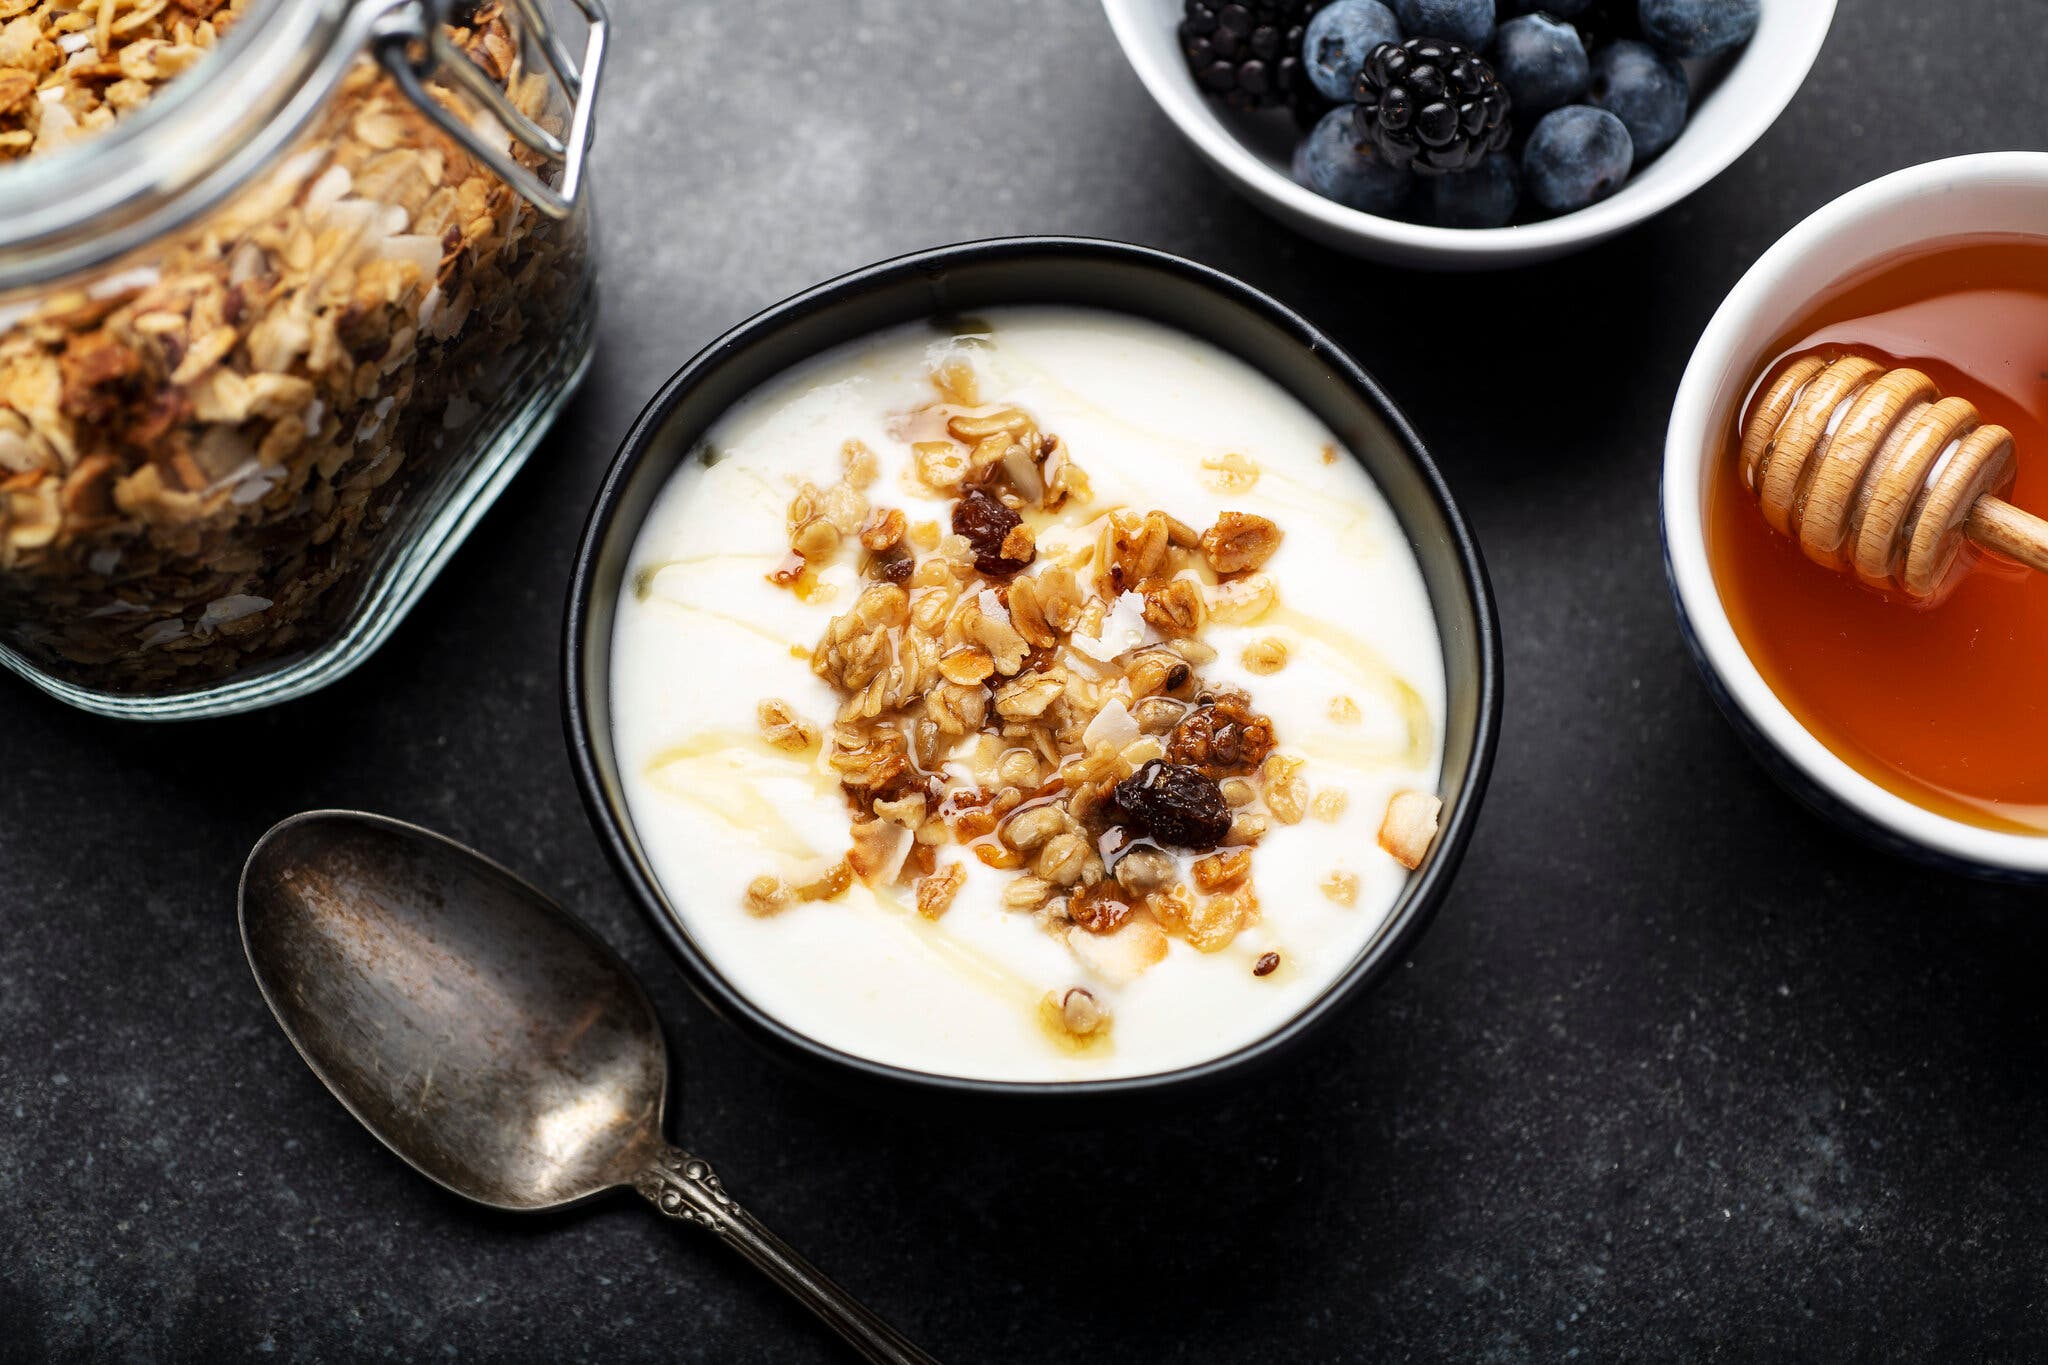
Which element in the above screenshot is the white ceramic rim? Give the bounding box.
[1664,151,2048,876]
[1100,0,1838,266]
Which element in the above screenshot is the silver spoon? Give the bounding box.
[239,809,936,1365]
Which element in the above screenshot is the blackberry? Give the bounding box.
[1180,0,1330,124]
[1353,36,1513,177]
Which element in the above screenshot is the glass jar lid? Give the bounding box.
[0,0,606,293]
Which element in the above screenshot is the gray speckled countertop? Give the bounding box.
[7,0,2048,1359]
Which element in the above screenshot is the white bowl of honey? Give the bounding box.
[1665,152,2048,879]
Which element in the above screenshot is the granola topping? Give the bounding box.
[736,355,1359,1032]
[611,310,1450,1081]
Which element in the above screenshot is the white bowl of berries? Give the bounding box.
[1101,0,1836,269]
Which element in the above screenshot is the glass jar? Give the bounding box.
[0,0,605,717]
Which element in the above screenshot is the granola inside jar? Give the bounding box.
[0,0,604,715]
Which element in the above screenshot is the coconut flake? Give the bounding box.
[86,599,143,618]
[273,148,329,192]
[88,265,161,300]
[379,233,443,281]
[57,30,94,52]
[230,467,283,505]
[228,242,268,286]
[86,547,121,577]
[201,457,262,497]
[1071,592,1148,662]
[138,620,186,648]
[467,106,511,153]
[1003,442,1044,501]
[857,824,913,885]
[305,165,353,220]
[1067,916,1170,983]
[417,284,442,334]
[0,428,36,473]
[320,199,402,241]
[199,594,272,628]
[1082,698,1139,753]
[976,587,1008,623]
[32,100,77,153]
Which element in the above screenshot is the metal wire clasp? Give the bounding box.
[373,0,607,219]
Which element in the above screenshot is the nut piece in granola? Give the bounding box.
[1045,986,1110,1040]
[1378,790,1444,870]
[916,863,966,920]
[744,875,792,917]
[1067,881,1133,935]
[1199,512,1283,574]
[1166,691,1276,779]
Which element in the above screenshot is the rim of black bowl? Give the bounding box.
[564,236,1503,1104]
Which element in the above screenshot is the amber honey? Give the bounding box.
[1708,236,2048,835]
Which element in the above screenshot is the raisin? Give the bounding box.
[1166,693,1276,778]
[1068,882,1133,935]
[1112,760,1232,851]
[951,488,1033,576]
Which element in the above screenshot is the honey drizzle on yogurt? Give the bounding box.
[642,733,835,860]
[646,734,1055,1009]
[1266,606,1435,770]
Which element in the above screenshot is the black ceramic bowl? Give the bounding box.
[565,237,1501,1108]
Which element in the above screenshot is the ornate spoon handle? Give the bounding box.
[635,1145,938,1364]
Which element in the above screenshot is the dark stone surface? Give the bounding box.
[6,0,2047,1359]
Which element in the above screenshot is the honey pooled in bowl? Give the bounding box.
[1709,236,2048,834]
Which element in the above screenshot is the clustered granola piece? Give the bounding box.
[0,1,588,692]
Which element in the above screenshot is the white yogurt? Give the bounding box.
[611,308,1445,1081]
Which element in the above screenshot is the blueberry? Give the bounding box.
[1390,0,1494,50]
[1638,0,1759,58]
[1574,0,1643,42]
[1293,106,1415,216]
[1302,1,1403,103]
[1521,104,1634,214]
[1590,39,1688,160]
[1428,151,1520,227]
[1494,14,1589,115]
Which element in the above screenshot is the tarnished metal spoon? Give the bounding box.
[239,810,935,1365]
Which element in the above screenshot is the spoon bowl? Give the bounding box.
[240,811,666,1210]
[239,810,935,1363]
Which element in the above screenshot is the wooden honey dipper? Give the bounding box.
[1741,353,2048,599]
